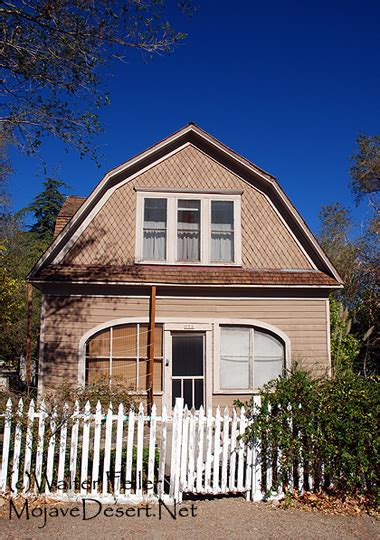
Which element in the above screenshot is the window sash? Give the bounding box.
[220,326,284,390]
[143,198,167,260]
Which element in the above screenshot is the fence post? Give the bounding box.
[170,397,183,502]
[237,406,246,491]
[23,399,35,494]
[251,395,262,502]
[1,398,12,494]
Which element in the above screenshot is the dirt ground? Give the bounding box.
[1,496,378,540]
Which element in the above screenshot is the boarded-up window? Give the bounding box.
[86,323,163,392]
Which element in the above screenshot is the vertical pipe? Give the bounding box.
[148,285,157,409]
[25,282,33,388]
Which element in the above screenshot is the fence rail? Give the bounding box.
[1,396,308,503]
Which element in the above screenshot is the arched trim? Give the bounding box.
[78,317,291,388]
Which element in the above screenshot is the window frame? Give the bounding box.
[135,190,242,265]
[214,324,286,394]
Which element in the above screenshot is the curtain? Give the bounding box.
[253,330,284,388]
[177,200,200,261]
[211,201,234,262]
[143,198,167,260]
[220,327,251,389]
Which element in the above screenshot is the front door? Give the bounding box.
[171,333,204,409]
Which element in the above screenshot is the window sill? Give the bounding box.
[213,389,260,395]
[134,260,241,267]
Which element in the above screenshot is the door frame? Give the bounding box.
[163,322,213,411]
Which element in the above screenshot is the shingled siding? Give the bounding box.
[60,145,313,270]
[40,294,329,410]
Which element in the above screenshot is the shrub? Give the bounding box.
[241,368,379,499]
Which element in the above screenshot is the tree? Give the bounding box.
[0,1,192,160]
[27,177,67,242]
[350,135,380,203]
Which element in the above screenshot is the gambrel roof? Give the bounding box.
[29,123,343,288]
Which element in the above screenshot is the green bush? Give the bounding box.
[241,368,379,499]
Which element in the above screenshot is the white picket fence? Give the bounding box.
[1,396,283,503]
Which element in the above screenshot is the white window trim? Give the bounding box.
[78,317,290,400]
[135,191,242,266]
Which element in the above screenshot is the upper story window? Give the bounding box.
[136,190,242,265]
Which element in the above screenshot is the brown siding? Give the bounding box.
[60,145,312,269]
[41,294,329,410]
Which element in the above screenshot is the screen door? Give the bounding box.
[171,333,204,409]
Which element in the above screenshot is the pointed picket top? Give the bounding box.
[198,405,204,418]
[240,405,245,417]
[138,401,144,415]
[216,406,222,421]
[118,402,124,416]
[6,397,12,409]
[27,399,35,418]
[232,407,237,420]
[161,404,167,421]
[95,400,102,415]
[16,398,24,415]
[73,400,80,415]
[39,398,46,416]
[223,406,229,418]
[151,403,157,417]
[84,400,91,413]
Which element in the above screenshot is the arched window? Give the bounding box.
[85,323,163,391]
[220,326,285,390]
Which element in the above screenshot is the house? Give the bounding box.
[28,123,343,411]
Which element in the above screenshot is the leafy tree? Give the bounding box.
[0,1,192,160]
[350,135,380,203]
[330,297,361,374]
[27,177,67,242]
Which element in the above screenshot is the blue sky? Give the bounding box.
[9,0,380,233]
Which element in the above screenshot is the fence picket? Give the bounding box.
[114,403,124,498]
[251,395,262,501]
[266,404,273,494]
[102,402,113,496]
[147,404,157,498]
[35,399,46,494]
[213,406,222,493]
[187,409,196,492]
[45,407,57,495]
[0,398,12,494]
[136,403,145,499]
[80,401,91,496]
[157,405,167,499]
[11,399,23,494]
[170,398,183,502]
[57,403,68,497]
[69,401,80,496]
[125,407,135,498]
[237,406,246,491]
[204,407,213,493]
[196,405,205,493]
[180,406,190,492]
[23,399,35,494]
[221,407,229,492]
[229,408,238,492]
[91,401,102,496]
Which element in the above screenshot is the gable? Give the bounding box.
[58,145,313,270]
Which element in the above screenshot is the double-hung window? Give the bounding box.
[219,326,285,391]
[136,190,241,265]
